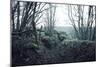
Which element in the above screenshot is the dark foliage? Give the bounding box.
[12,33,96,66]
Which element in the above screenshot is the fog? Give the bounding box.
[37,4,90,28]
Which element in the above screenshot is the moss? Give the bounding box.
[32,43,39,49]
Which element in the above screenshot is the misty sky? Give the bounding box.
[16,2,91,28]
[13,1,95,28]
[37,4,71,27]
[34,3,91,28]
[55,5,70,27]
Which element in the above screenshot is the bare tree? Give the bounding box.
[44,4,56,36]
[11,0,19,32]
[11,1,56,45]
[67,5,96,41]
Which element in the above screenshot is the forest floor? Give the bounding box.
[12,35,96,66]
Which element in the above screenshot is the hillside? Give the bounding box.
[54,26,74,34]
